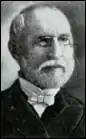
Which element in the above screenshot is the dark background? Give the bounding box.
[1,1,85,102]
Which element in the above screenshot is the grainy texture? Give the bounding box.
[1,1,85,102]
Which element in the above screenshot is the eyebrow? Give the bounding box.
[37,33,70,40]
[59,33,70,37]
[31,32,71,40]
[31,35,53,41]
[38,35,52,40]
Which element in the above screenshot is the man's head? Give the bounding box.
[8,3,75,89]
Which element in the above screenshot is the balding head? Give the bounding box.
[9,3,72,44]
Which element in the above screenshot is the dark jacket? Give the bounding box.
[1,79,85,138]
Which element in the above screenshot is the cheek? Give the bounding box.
[62,46,74,60]
[23,47,47,68]
[62,46,75,71]
[32,47,45,56]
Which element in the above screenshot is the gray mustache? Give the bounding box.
[38,60,65,72]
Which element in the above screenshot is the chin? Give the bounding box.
[41,82,62,89]
[41,80,66,89]
[33,75,67,89]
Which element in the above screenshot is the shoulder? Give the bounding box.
[1,79,21,115]
[64,90,85,108]
[64,90,85,125]
[1,79,20,101]
[64,91,85,137]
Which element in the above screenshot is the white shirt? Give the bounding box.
[19,76,60,117]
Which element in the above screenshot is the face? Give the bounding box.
[17,7,75,89]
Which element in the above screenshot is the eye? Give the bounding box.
[58,36,70,45]
[33,39,47,47]
[37,36,52,47]
[39,40,47,46]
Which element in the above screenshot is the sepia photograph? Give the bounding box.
[1,1,85,138]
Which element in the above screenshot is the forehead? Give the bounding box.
[25,7,71,37]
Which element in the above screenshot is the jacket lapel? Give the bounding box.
[41,90,83,137]
[2,80,49,138]
[2,80,83,138]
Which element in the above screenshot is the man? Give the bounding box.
[1,3,85,138]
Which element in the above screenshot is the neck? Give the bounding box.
[18,71,60,117]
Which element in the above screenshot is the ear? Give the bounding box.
[8,40,20,62]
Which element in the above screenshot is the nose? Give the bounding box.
[49,37,62,59]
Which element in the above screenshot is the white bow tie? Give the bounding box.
[19,76,60,106]
[28,92,56,106]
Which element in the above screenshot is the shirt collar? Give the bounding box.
[19,75,60,99]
